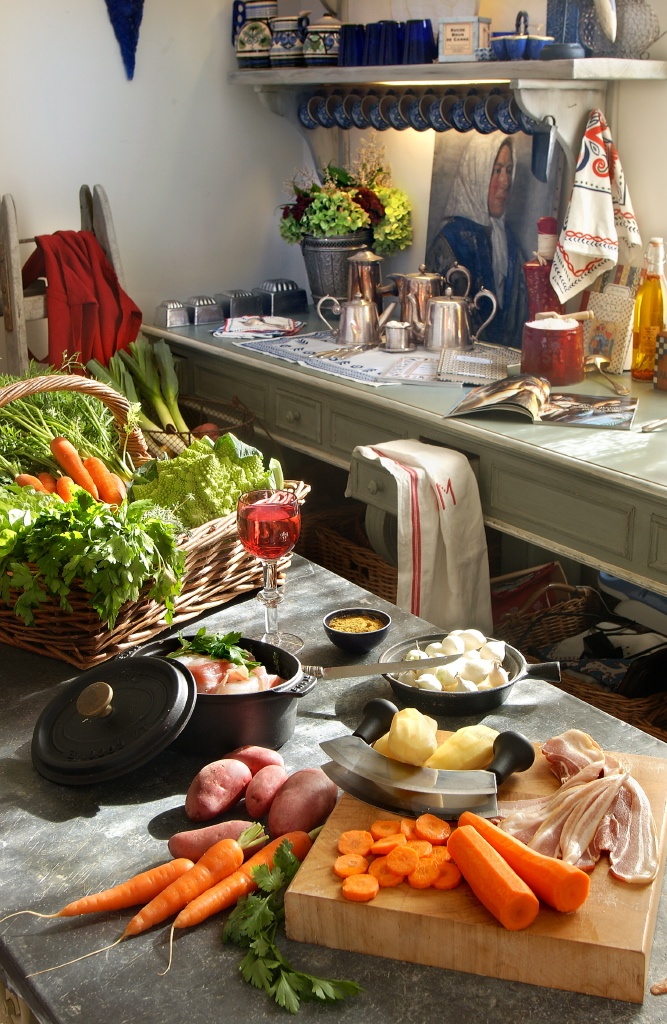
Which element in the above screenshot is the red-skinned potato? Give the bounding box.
[168,819,261,860]
[245,764,289,820]
[224,745,285,776]
[268,767,338,838]
[184,758,252,822]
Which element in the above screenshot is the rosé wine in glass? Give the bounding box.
[236,489,302,653]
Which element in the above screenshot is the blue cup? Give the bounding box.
[471,93,499,134]
[526,34,554,59]
[345,90,370,129]
[362,22,383,65]
[365,91,390,131]
[494,95,522,134]
[338,23,365,67]
[378,20,400,65]
[426,89,456,131]
[402,19,436,64]
[490,34,510,60]
[298,96,319,130]
[326,92,353,129]
[381,91,410,130]
[448,88,478,133]
[504,34,528,59]
[399,90,431,132]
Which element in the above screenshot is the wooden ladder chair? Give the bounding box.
[0,185,125,376]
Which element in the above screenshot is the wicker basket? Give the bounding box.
[494,583,667,743]
[296,503,398,603]
[142,395,256,459]
[0,375,308,670]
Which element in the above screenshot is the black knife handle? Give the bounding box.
[353,698,399,745]
[486,731,535,786]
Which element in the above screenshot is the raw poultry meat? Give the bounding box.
[498,729,659,883]
[176,655,283,695]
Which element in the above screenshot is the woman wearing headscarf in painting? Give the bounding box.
[426,133,528,347]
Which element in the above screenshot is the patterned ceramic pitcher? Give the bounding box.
[232,1,278,68]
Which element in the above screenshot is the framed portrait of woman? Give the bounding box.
[425,131,565,348]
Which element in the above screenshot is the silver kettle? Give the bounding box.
[410,284,498,351]
[317,291,396,347]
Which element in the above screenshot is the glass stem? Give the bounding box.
[258,560,283,638]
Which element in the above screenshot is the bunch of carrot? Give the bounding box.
[334,810,591,932]
[14,437,126,506]
[334,814,461,904]
[2,824,313,976]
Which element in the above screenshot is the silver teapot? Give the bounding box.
[389,262,473,346]
[410,284,498,351]
[317,291,396,348]
[347,248,396,310]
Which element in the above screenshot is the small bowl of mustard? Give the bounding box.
[323,607,392,654]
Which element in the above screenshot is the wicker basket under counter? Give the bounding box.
[0,374,308,671]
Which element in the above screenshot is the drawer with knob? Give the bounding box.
[275,388,322,442]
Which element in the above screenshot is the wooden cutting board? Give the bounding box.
[285,745,667,1003]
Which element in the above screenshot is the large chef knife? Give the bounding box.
[301,654,459,680]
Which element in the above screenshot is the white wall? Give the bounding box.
[1,0,666,367]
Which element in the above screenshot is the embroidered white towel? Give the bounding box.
[347,440,492,635]
[550,108,641,304]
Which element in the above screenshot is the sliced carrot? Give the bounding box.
[405,839,433,858]
[333,854,369,879]
[15,474,48,493]
[386,844,420,877]
[408,854,443,889]
[341,873,379,903]
[50,438,99,498]
[399,818,419,840]
[458,810,591,913]
[432,861,463,890]
[370,819,402,840]
[369,833,407,856]
[429,846,452,868]
[37,472,58,494]
[415,813,452,845]
[447,825,539,930]
[337,830,374,857]
[368,855,405,887]
[55,476,75,502]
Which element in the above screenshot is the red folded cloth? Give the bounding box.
[21,229,142,367]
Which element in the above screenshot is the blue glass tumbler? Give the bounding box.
[338,23,365,67]
[402,19,436,64]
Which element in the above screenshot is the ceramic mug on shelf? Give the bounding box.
[269,12,310,68]
[303,12,341,65]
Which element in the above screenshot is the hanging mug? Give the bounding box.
[233,1,277,68]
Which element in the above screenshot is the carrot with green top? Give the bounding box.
[49,437,99,498]
[55,476,75,502]
[447,825,539,930]
[458,811,591,912]
[83,457,125,506]
[14,474,48,492]
[37,472,58,493]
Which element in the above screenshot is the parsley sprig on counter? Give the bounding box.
[223,839,362,1014]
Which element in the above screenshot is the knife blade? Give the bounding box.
[321,761,499,819]
[320,730,535,798]
[300,654,458,680]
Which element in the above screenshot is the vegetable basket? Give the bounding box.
[0,375,308,671]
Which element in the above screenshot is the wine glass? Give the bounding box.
[236,488,303,653]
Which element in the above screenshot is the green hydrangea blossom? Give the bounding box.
[372,186,413,255]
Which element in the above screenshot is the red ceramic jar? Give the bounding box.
[520,321,585,386]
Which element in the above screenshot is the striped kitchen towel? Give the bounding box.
[348,440,492,635]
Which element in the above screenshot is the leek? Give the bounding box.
[153,340,190,434]
[118,338,176,432]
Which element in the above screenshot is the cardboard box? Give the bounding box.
[491,561,568,624]
[438,16,490,61]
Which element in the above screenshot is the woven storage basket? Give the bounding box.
[142,395,256,459]
[494,583,667,743]
[296,503,398,603]
[0,375,308,670]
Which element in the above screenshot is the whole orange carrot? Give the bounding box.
[123,823,266,937]
[14,474,48,493]
[49,437,99,498]
[458,811,591,912]
[173,830,312,931]
[0,858,194,925]
[447,825,540,931]
[37,472,58,494]
[83,457,125,505]
[55,475,75,502]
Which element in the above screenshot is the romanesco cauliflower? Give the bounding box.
[131,434,279,528]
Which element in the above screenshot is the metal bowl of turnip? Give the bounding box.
[379,630,560,716]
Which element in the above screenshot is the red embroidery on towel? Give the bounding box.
[434,479,456,510]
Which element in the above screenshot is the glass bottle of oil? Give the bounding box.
[632,237,666,382]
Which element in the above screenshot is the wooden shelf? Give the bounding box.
[228,57,667,88]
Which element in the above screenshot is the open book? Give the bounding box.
[447,375,638,429]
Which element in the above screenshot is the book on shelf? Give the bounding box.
[447,374,638,429]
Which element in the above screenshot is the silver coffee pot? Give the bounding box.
[410,285,498,351]
[389,262,474,345]
[317,291,396,347]
[347,248,395,310]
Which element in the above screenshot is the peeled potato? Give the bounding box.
[387,707,438,766]
[423,724,499,771]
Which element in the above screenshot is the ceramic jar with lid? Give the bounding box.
[521,317,585,385]
[303,12,341,66]
[270,11,310,67]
